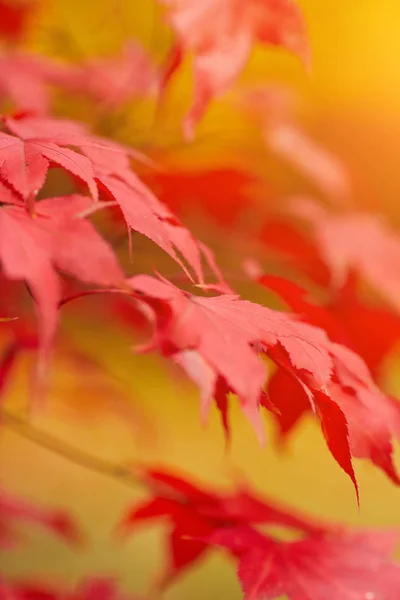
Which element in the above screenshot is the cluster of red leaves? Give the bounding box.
[121,467,400,598]
[0,112,216,366]
[2,0,400,599]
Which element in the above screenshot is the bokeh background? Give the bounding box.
[2,0,400,598]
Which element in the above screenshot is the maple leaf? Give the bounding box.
[159,0,309,136]
[0,487,81,549]
[0,195,124,365]
[125,272,400,489]
[68,40,159,109]
[207,525,400,600]
[126,273,335,442]
[97,170,206,282]
[119,467,329,587]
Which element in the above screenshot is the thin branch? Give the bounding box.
[0,408,142,491]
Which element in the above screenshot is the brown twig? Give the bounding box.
[0,408,142,490]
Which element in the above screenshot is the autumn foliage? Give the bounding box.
[1,0,400,599]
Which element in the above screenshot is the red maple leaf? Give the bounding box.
[125,273,400,491]
[207,525,400,600]
[119,467,329,587]
[159,0,309,136]
[0,487,81,549]
[0,195,124,364]
[126,273,335,441]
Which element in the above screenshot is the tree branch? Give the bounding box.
[0,408,143,491]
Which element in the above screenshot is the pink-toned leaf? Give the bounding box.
[126,274,334,442]
[159,0,309,135]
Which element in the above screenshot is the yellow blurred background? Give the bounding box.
[2,0,400,598]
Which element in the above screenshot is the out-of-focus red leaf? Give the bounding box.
[290,197,400,313]
[119,466,329,587]
[0,195,123,366]
[258,217,331,286]
[0,487,81,548]
[0,0,39,42]
[159,0,309,136]
[269,122,351,202]
[142,166,255,227]
[239,86,351,202]
[66,40,159,108]
[334,282,400,378]
[0,53,75,115]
